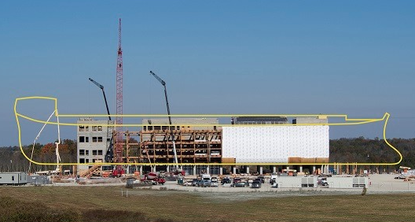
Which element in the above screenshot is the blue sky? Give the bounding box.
[1,1,415,146]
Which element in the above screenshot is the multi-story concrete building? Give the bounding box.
[77,118,113,172]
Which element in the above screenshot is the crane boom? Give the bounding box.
[89,77,104,90]
[89,78,114,162]
[149,71,179,170]
[150,71,166,86]
[150,71,171,125]
[89,78,111,121]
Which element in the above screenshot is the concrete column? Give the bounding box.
[233,166,237,175]
[206,166,210,174]
[193,165,197,176]
[259,166,263,175]
[219,167,223,175]
[299,166,303,173]
[139,166,143,175]
[153,165,157,172]
[246,166,250,174]
[166,166,170,172]
[312,166,316,175]
[286,166,289,173]
[273,166,277,173]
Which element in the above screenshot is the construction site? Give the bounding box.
[8,19,404,189]
[68,19,333,180]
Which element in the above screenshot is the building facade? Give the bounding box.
[77,118,113,172]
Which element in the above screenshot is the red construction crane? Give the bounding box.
[114,18,124,175]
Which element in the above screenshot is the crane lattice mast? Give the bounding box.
[115,18,123,164]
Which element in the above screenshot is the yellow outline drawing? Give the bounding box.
[15,96,403,166]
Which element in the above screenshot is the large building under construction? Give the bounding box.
[77,116,329,175]
[76,18,330,176]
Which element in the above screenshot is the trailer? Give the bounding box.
[327,176,368,188]
[0,172,27,185]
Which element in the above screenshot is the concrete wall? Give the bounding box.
[222,125,329,163]
[77,118,113,171]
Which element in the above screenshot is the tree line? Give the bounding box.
[0,137,414,173]
[0,139,77,172]
[329,137,415,173]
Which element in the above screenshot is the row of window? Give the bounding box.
[143,126,218,131]
[79,158,103,163]
[79,125,104,132]
[79,136,104,143]
[79,149,103,156]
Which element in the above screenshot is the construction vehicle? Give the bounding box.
[89,78,124,177]
[89,78,114,162]
[149,71,180,173]
[141,172,166,185]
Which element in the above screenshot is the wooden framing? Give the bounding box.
[116,129,223,165]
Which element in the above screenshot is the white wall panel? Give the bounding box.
[222,126,329,163]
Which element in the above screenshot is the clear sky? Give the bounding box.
[1,1,415,146]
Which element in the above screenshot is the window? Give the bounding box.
[79,149,85,155]
[85,159,89,163]
[80,136,89,143]
[93,159,103,163]
[85,150,89,156]
[12,176,14,181]
[80,126,89,131]
[98,126,102,131]
[80,158,85,163]
[92,137,103,142]
[92,126,98,131]
[98,150,103,155]
[92,150,97,155]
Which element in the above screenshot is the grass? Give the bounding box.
[1,186,415,222]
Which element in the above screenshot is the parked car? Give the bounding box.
[256,176,265,183]
[233,177,242,184]
[192,179,199,186]
[183,180,193,186]
[210,177,219,187]
[221,177,232,185]
[251,181,261,188]
[319,177,328,186]
[198,178,211,187]
[232,179,248,187]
